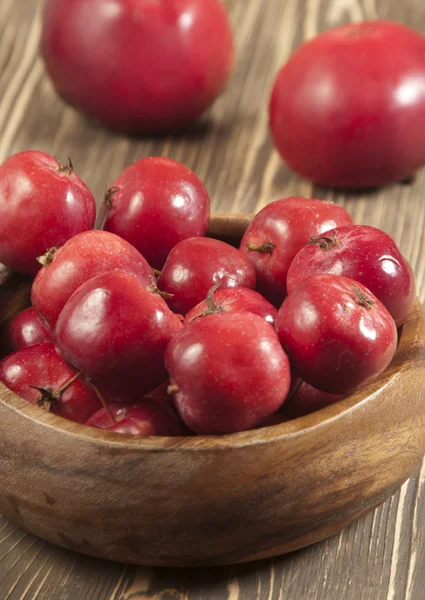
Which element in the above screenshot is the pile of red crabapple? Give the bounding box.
[0,150,416,436]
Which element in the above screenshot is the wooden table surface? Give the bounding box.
[1,0,425,598]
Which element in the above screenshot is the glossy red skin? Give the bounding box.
[276,274,398,395]
[240,198,353,306]
[0,151,96,275]
[166,312,291,434]
[100,157,211,269]
[32,230,154,331]
[85,402,130,428]
[0,343,101,423]
[55,271,183,402]
[86,399,187,436]
[287,225,416,327]
[158,238,256,315]
[84,385,176,426]
[2,307,52,353]
[107,419,153,436]
[185,287,277,326]
[270,21,425,188]
[284,378,345,419]
[41,0,234,134]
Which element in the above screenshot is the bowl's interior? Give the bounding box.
[0,212,421,451]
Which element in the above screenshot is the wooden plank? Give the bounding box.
[1,0,425,598]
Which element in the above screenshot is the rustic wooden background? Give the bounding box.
[1,0,425,598]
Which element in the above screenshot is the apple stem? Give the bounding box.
[205,283,222,312]
[29,372,82,413]
[191,283,225,323]
[308,233,338,250]
[54,372,81,398]
[151,268,163,278]
[29,385,55,412]
[104,187,120,210]
[352,285,375,310]
[55,157,74,176]
[147,279,174,299]
[285,377,303,404]
[92,384,116,426]
[167,384,180,396]
[246,241,275,255]
[37,246,60,266]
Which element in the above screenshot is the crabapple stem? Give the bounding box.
[308,234,338,250]
[29,386,55,411]
[151,268,163,278]
[37,246,60,266]
[55,157,74,176]
[205,283,222,311]
[54,372,81,397]
[29,372,82,412]
[147,280,174,299]
[104,187,120,209]
[92,385,116,426]
[353,285,375,310]
[192,283,225,321]
[246,241,275,255]
[285,377,303,404]
[167,384,180,395]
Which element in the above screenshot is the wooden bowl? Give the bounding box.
[0,213,425,568]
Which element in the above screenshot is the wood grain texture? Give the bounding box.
[0,0,425,598]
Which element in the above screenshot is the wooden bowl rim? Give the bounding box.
[0,212,422,451]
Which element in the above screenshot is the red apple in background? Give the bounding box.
[0,151,95,275]
[99,157,211,269]
[270,20,425,188]
[41,0,234,134]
